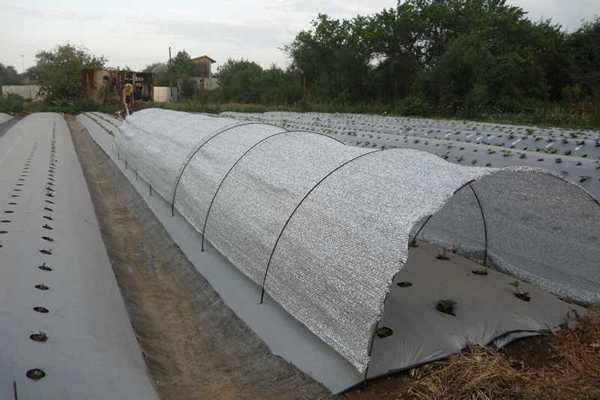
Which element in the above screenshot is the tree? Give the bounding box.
[169,51,195,79]
[286,14,372,102]
[168,50,197,99]
[258,65,303,105]
[217,59,264,103]
[0,63,20,86]
[143,62,169,85]
[566,17,600,120]
[365,7,421,101]
[214,59,302,105]
[29,44,106,101]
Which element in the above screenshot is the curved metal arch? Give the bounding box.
[169,121,288,216]
[409,214,433,247]
[259,149,383,304]
[544,172,600,208]
[364,180,490,379]
[468,184,489,266]
[410,180,489,266]
[200,130,344,251]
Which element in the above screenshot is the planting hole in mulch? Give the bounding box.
[26,369,46,380]
[514,292,531,302]
[30,332,48,342]
[376,327,394,338]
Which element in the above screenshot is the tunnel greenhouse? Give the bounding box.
[108,108,599,379]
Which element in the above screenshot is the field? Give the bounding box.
[1,110,598,399]
[80,110,600,399]
[224,111,600,200]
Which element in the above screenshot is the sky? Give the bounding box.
[0,0,598,73]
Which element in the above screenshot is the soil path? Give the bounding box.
[67,115,331,400]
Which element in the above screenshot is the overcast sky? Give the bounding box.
[0,0,598,72]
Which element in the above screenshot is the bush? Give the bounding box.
[396,96,430,116]
[0,94,25,113]
[22,99,119,115]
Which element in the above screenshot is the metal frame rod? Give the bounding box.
[546,173,600,207]
[409,214,432,247]
[170,121,347,217]
[411,180,488,265]
[468,183,488,266]
[259,149,382,304]
[200,130,346,251]
[200,130,286,250]
[363,320,380,382]
[170,122,287,216]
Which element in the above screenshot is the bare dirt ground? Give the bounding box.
[67,115,331,400]
[67,114,600,400]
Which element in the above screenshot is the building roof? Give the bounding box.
[191,55,216,63]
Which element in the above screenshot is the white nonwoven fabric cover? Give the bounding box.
[116,109,600,373]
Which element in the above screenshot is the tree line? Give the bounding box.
[210,0,600,123]
[2,0,598,125]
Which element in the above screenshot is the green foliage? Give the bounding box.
[218,59,264,103]
[286,14,372,102]
[0,63,20,86]
[436,299,457,316]
[23,99,118,114]
[144,51,198,98]
[143,62,169,86]
[168,50,196,99]
[0,94,25,113]
[566,17,600,122]
[28,44,106,101]
[170,50,195,78]
[267,1,600,123]
[21,3,595,129]
[216,59,302,105]
[179,76,198,100]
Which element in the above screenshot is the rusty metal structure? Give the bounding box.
[81,69,153,105]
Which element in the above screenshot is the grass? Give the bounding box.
[0,96,119,115]
[346,309,600,400]
[3,96,598,131]
[131,100,600,131]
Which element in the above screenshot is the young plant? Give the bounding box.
[436,299,457,316]
[436,247,451,260]
[510,280,531,302]
[472,266,488,276]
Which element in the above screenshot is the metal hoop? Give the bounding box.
[170,122,287,216]
[259,149,382,304]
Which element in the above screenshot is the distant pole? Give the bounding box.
[169,47,173,100]
[20,55,25,74]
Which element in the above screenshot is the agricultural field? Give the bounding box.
[2,0,600,398]
[225,112,600,199]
